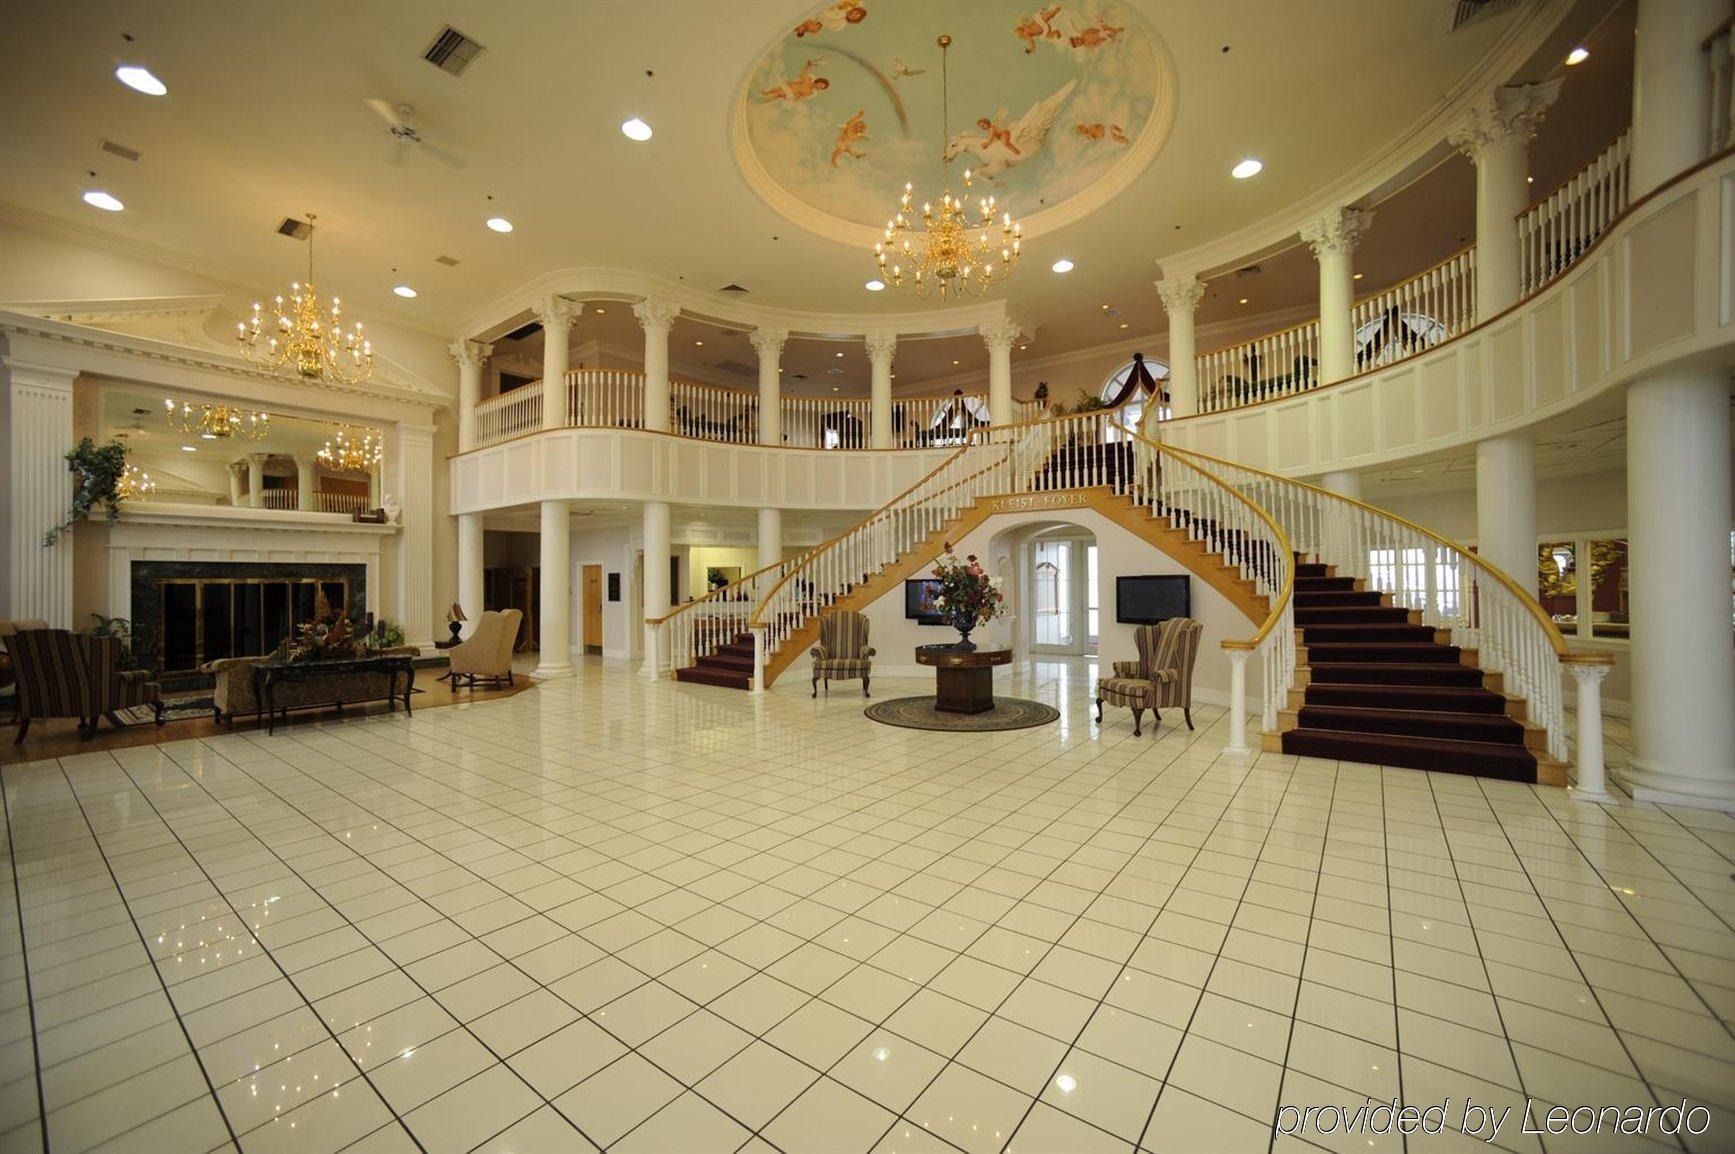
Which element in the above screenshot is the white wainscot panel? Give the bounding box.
[1486,319,1528,422]
[1274,401,1311,470]
[1337,383,1375,458]
[1420,353,1461,441]
[1570,264,1607,390]
[1530,295,1567,408]
[1379,367,1418,452]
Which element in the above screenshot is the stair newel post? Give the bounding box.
[751,626,767,695]
[1223,642,1253,755]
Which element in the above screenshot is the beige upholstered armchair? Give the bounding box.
[811,611,873,698]
[1095,617,1203,736]
[449,609,523,688]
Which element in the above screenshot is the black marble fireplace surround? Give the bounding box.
[131,561,367,676]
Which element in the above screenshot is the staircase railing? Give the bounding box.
[1351,246,1477,371]
[476,381,544,444]
[1173,453,1585,766]
[1198,318,1321,414]
[648,554,811,683]
[1517,130,1631,298]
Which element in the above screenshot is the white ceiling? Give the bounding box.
[0,0,1623,375]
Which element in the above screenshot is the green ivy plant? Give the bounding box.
[43,437,131,546]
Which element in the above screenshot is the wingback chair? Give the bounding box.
[1095,617,1203,736]
[6,627,161,742]
[811,611,873,699]
[448,609,523,688]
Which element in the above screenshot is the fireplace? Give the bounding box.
[131,561,367,674]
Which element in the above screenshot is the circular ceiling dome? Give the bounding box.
[733,0,1174,247]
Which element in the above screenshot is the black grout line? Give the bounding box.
[0,764,52,1154]
[1377,766,1408,1154]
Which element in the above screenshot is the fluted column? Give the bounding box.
[1301,207,1374,383]
[634,299,678,433]
[534,297,582,430]
[758,507,782,573]
[457,512,483,640]
[226,461,246,508]
[1449,83,1560,317]
[751,328,787,447]
[451,339,492,452]
[3,362,76,626]
[1631,0,1726,196]
[534,499,573,678]
[641,500,671,678]
[1155,277,1205,418]
[293,455,318,512]
[393,423,437,651]
[866,332,897,448]
[245,452,268,509]
[980,319,1021,425]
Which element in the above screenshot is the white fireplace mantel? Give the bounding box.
[110,502,402,537]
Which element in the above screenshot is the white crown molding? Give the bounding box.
[1156,0,1576,282]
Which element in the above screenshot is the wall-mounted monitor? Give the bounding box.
[904,579,947,625]
[1115,575,1190,625]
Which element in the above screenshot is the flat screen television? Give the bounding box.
[1116,575,1190,625]
[904,578,947,625]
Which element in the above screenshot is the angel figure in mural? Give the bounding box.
[1069,16,1125,49]
[760,59,830,104]
[890,57,924,81]
[1014,6,1064,54]
[831,111,869,166]
[943,80,1076,179]
[1075,122,1130,144]
[794,0,867,38]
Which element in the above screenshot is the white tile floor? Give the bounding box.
[1,659,1731,1154]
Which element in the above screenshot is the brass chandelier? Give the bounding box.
[873,35,1021,299]
[237,213,373,385]
[318,426,382,474]
[164,398,270,441]
[114,463,156,501]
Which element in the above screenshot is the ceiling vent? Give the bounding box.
[423,26,486,76]
[505,321,542,342]
[100,139,141,162]
[435,254,461,267]
[1450,0,1523,31]
[713,359,757,378]
[276,217,311,240]
[788,372,809,381]
[718,284,750,294]
[1234,264,1262,278]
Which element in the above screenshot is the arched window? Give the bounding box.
[1354,310,1448,371]
[1100,358,1170,433]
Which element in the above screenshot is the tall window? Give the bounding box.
[1100,359,1171,433]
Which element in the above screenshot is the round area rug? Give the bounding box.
[865,696,1060,732]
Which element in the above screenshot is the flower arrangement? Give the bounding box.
[931,544,1004,650]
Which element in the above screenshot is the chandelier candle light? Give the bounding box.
[318,426,383,474]
[874,35,1021,299]
[237,213,373,385]
[164,398,270,441]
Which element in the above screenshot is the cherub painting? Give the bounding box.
[794,0,867,37]
[1014,6,1063,54]
[761,58,830,104]
[831,111,869,166]
[944,80,1077,179]
[1075,122,1130,144]
[1069,16,1124,49]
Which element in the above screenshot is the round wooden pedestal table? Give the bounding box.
[915,646,1012,715]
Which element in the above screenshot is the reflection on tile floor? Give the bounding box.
[1,659,1731,1153]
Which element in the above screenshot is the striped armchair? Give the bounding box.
[811,611,874,699]
[7,628,161,743]
[1095,617,1203,736]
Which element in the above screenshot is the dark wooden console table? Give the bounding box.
[915,647,1012,715]
[251,655,415,734]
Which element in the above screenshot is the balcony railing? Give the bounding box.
[1197,318,1320,414]
[476,380,544,444]
[258,489,297,510]
[1351,245,1477,372]
[1517,130,1631,299]
[317,491,370,515]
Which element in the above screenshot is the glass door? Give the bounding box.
[1033,539,1074,651]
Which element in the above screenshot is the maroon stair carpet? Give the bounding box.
[1280,561,1539,781]
[674,634,754,690]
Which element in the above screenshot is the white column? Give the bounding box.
[1223,646,1251,755]
[1566,656,1617,805]
[1474,432,1536,595]
[867,332,897,448]
[534,499,573,678]
[393,423,437,651]
[1619,369,1735,807]
[245,452,267,509]
[1155,277,1205,418]
[226,460,246,508]
[751,328,787,447]
[980,319,1021,425]
[1631,0,1725,196]
[641,500,671,678]
[535,297,581,430]
[293,455,317,512]
[3,362,76,626]
[634,298,678,433]
[1449,83,1560,317]
[757,507,782,573]
[457,512,484,639]
[1318,471,1361,500]
[1300,208,1374,383]
[451,339,492,452]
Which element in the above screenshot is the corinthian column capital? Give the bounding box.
[632,297,679,334]
[532,295,583,332]
[1448,81,1563,160]
[864,331,898,364]
[979,318,1023,353]
[1155,276,1206,316]
[748,328,788,358]
[449,339,493,369]
[1300,207,1375,259]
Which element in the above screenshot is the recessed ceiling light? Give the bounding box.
[1119,322,1128,329]
[115,65,167,96]
[835,351,844,358]
[865,279,885,291]
[1231,158,1263,179]
[1051,258,1074,273]
[485,216,514,233]
[594,307,605,314]
[621,117,653,142]
[393,285,418,298]
[694,339,704,346]
[1238,297,1249,305]
[1566,46,1590,66]
[180,445,197,453]
[82,189,124,212]
[1352,273,1364,281]
[1526,175,1535,184]
[952,359,960,366]
[1018,344,1027,351]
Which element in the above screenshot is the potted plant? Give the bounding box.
[43,437,134,545]
[930,545,1005,652]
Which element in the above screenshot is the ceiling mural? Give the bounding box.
[735,0,1174,245]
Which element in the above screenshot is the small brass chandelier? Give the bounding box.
[873,35,1021,299]
[114,463,156,501]
[164,398,270,441]
[237,213,373,385]
[317,426,382,474]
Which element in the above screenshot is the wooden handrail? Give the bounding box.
[564,367,995,404]
[1194,314,1320,363]
[1350,244,1475,308]
[1515,129,1630,219]
[644,555,803,627]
